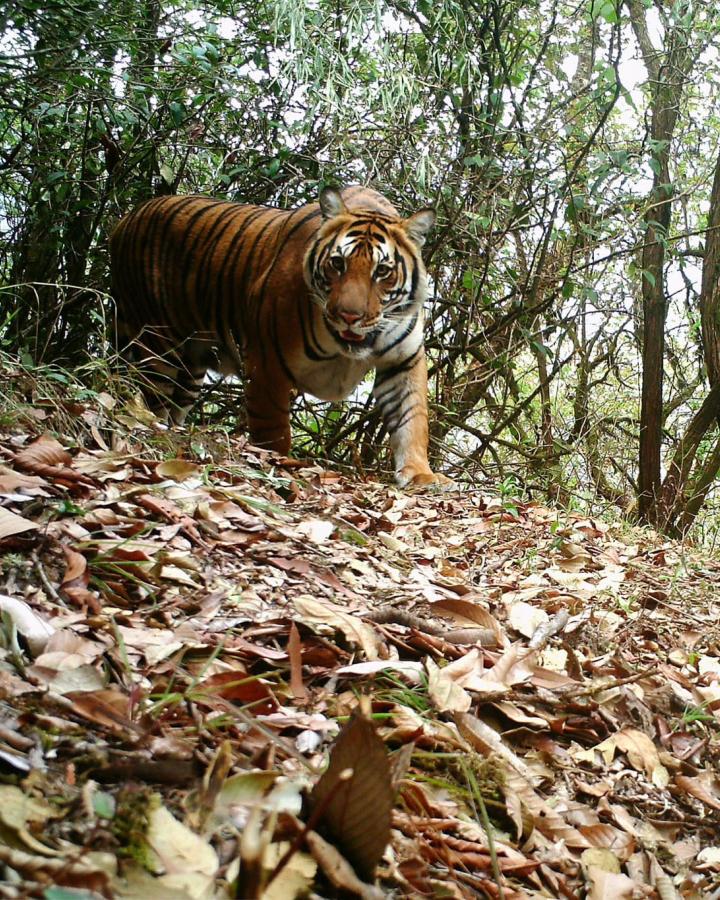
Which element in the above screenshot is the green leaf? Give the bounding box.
[168,101,185,125]
[600,2,618,23]
[531,340,552,358]
[44,890,99,900]
[92,790,116,819]
[462,269,477,291]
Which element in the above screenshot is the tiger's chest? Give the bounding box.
[292,355,374,402]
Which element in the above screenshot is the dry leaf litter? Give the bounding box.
[0,410,719,898]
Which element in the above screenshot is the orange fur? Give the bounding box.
[110,187,446,485]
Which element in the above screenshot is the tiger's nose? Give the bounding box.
[339,311,362,324]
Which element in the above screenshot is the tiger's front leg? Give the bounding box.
[245,356,294,456]
[373,349,448,487]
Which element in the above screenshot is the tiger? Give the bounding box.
[109,185,447,486]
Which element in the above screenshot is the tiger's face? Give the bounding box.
[304,188,435,356]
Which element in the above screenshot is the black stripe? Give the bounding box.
[252,208,323,370]
[155,197,205,305]
[212,207,271,338]
[268,301,297,384]
[243,212,297,365]
[377,389,412,425]
[298,295,335,361]
[374,382,401,404]
[374,346,422,386]
[192,204,248,332]
[409,255,419,300]
[376,314,419,357]
[390,403,422,433]
[305,240,320,275]
[177,201,237,324]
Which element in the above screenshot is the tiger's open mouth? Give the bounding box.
[339,329,366,342]
[325,316,371,346]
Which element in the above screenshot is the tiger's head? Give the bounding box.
[304,187,435,355]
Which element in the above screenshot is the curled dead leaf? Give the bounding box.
[61,546,88,586]
[293,595,380,660]
[156,459,201,482]
[0,594,54,656]
[14,435,72,470]
[426,657,472,713]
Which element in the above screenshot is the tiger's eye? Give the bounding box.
[330,254,345,272]
[375,262,394,280]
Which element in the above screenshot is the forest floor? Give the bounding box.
[1,376,720,899]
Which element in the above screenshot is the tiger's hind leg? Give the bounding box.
[115,321,212,425]
[165,340,215,425]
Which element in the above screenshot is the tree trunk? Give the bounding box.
[653,146,720,533]
[628,0,694,523]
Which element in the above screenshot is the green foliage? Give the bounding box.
[2,0,720,537]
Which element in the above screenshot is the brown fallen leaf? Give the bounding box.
[191,740,234,832]
[14,435,72,470]
[293,595,380,660]
[61,546,88,586]
[508,600,549,638]
[426,657,472,713]
[454,711,539,784]
[500,767,593,851]
[674,772,720,810]
[574,728,670,788]
[0,844,114,896]
[310,701,393,881]
[62,586,102,614]
[0,464,50,495]
[156,458,201,482]
[579,823,635,861]
[288,622,309,702]
[447,643,538,696]
[430,597,505,645]
[195,671,278,714]
[60,546,102,613]
[585,865,652,899]
[304,828,384,899]
[64,689,140,735]
[0,507,39,539]
[13,435,95,488]
[262,840,318,900]
[144,799,219,896]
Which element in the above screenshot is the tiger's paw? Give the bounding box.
[396,467,454,490]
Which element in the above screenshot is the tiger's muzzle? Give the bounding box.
[325,280,381,345]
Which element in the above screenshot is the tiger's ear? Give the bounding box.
[319,186,348,219]
[403,208,436,247]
